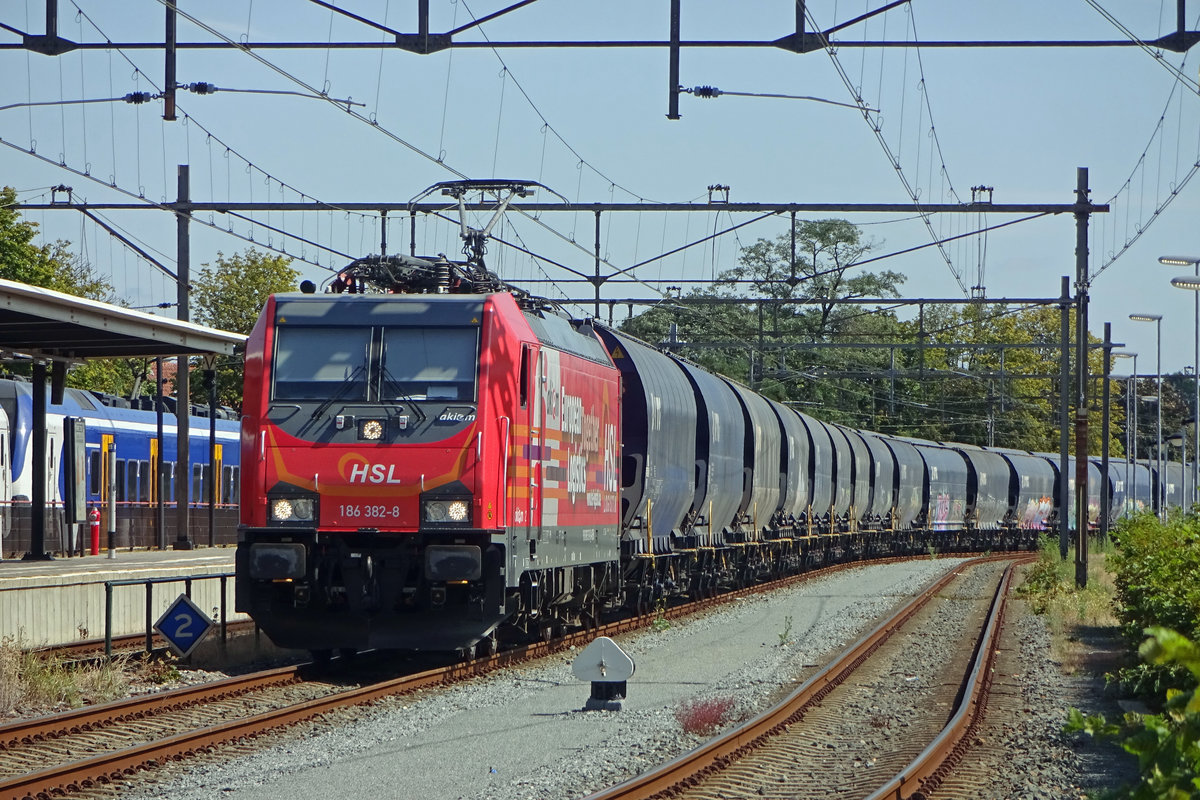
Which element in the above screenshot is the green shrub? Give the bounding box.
[1067,628,1200,799]
[1106,514,1200,698]
[1017,535,1072,613]
[1109,514,1200,643]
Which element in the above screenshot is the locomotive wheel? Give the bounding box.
[309,649,332,670]
[478,632,498,657]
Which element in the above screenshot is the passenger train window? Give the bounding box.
[89,452,100,495]
[273,327,371,400]
[222,465,239,505]
[137,460,151,502]
[115,459,126,502]
[125,461,138,503]
[166,462,176,503]
[193,463,204,503]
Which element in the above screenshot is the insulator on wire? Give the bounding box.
[123,92,154,104]
[690,86,722,99]
[187,82,218,95]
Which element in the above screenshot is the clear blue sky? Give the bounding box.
[3,1,1200,376]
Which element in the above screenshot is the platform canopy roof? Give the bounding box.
[0,278,244,360]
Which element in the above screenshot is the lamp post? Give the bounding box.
[1130,314,1163,518]
[1167,431,1186,511]
[1161,254,1200,505]
[1114,351,1137,515]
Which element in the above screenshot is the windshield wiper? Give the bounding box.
[380,364,427,423]
[308,362,369,421]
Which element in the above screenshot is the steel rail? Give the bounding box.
[41,618,259,662]
[864,560,1020,799]
[582,555,1022,800]
[0,664,303,751]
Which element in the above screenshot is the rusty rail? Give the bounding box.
[583,555,1026,800]
[863,559,1020,799]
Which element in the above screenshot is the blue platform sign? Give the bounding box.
[154,594,214,658]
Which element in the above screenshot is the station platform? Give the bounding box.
[0,545,242,650]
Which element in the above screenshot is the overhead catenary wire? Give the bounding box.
[798,2,969,295]
[1088,2,1200,281]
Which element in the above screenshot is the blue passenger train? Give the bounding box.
[0,378,240,557]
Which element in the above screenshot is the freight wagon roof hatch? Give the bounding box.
[0,278,244,360]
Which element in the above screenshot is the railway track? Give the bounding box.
[41,619,260,663]
[584,556,1028,800]
[0,553,1009,800]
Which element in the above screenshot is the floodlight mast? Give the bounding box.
[1129,313,1164,517]
[1162,254,1200,507]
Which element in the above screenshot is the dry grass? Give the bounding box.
[0,634,131,717]
[1019,541,1127,676]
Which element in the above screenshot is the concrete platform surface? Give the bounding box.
[0,546,242,649]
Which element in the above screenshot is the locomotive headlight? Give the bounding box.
[359,419,385,440]
[421,495,472,527]
[268,492,319,527]
[271,498,295,521]
[425,501,448,522]
[291,498,314,521]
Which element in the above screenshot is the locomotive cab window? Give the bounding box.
[381,327,479,402]
[273,327,371,400]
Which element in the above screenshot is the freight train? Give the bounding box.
[0,378,241,557]
[233,245,1173,658]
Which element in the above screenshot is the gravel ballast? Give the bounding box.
[111,557,1132,800]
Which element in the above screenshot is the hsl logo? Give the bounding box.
[346,462,403,484]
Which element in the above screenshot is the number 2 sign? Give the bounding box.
[154,594,215,658]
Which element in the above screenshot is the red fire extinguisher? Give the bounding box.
[89,506,100,556]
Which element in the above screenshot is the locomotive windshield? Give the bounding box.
[271,325,478,403]
[381,327,478,401]
[273,327,370,400]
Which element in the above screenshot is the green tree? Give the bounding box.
[890,303,1123,453]
[190,248,299,407]
[621,219,906,423]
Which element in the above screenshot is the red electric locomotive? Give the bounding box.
[236,252,622,656]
